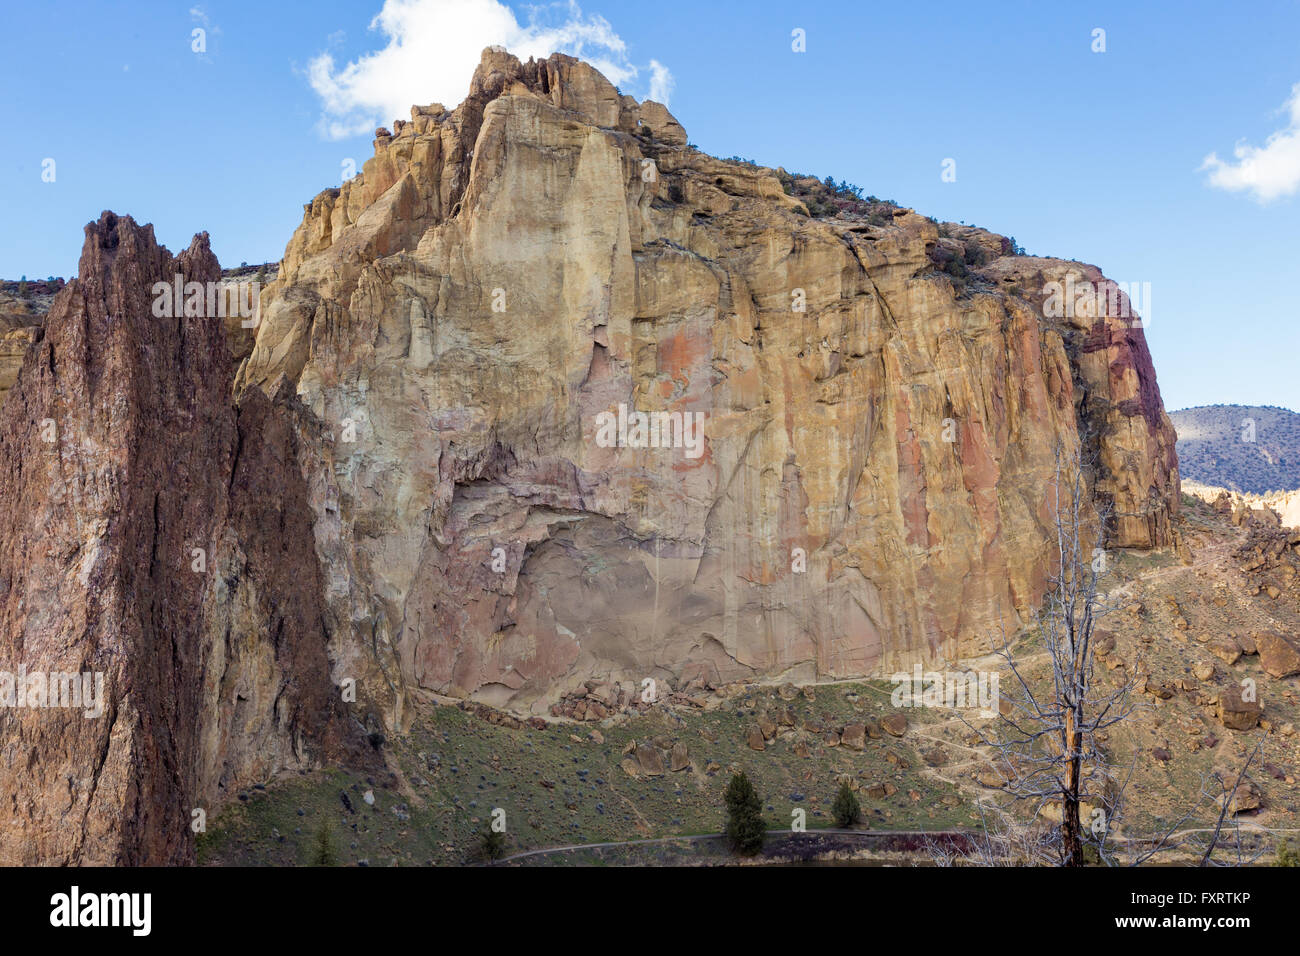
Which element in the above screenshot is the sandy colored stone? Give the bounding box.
[229,49,1179,716]
[1254,632,1300,678]
[635,743,664,776]
[881,713,909,737]
[1218,687,1262,731]
[1209,638,1242,666]
[669,741,689,772]
[840,723,866,751]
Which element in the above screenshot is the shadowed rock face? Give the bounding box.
[0,213,358,865]
[235,49,1180,718]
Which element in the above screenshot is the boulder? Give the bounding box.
[1218,688,1262,731]
[669,742,689,772]
[635,743,664,776]
[840,723,866,751]
[881,713,908,737]
[1254,632,1300,678]
[1209,639,1242,666]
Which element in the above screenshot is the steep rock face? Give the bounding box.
[984,257,1179,549]
[233,50,1179,716]
[0,213,355,864]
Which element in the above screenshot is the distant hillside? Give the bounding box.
[1170,404,1300,493]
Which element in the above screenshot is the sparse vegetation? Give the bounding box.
[196,491,1300,870]
[774,168,898,221]
[1170,405,1300,494]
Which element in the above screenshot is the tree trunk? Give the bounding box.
[1063,710,1084,866]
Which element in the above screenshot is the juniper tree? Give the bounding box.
[832,781,861,828]
[724,771,765,855]
[310,820,338,866]
[481,824,505,861]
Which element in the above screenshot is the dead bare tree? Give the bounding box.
[968,444,1135,866]
[949,445,1269,867]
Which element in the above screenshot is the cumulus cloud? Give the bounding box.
[648,59,673,105]
[1202,83,1300,203]
[307,0,673,140]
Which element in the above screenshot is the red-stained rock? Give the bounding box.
[231,49,1181,717]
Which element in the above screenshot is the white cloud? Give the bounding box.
[1202,83,1300,203]
[648,59,673,105]
[307,0,673,140]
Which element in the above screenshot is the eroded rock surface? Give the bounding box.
[234,49,1179,717]
[0,213,358,864]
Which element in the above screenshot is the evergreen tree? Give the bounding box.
[481,825,506,861]
[724,771,766,855]
[832,781,861,828]
[310,820,338,866]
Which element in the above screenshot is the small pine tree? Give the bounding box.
[481,825,505,861]
[832,781,861,828]
[724,771,766,856]
[310,820,338,866]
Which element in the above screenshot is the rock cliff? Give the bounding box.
[0,52,1179,862]
[0,213,358,864]
[235,49,1179,718]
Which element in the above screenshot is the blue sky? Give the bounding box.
[1,0,1297,412]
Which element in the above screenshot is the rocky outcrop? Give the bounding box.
[233,49,1180,717]
[0,213,358,865]
[0,279,61,332]
[0,281,59,406]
